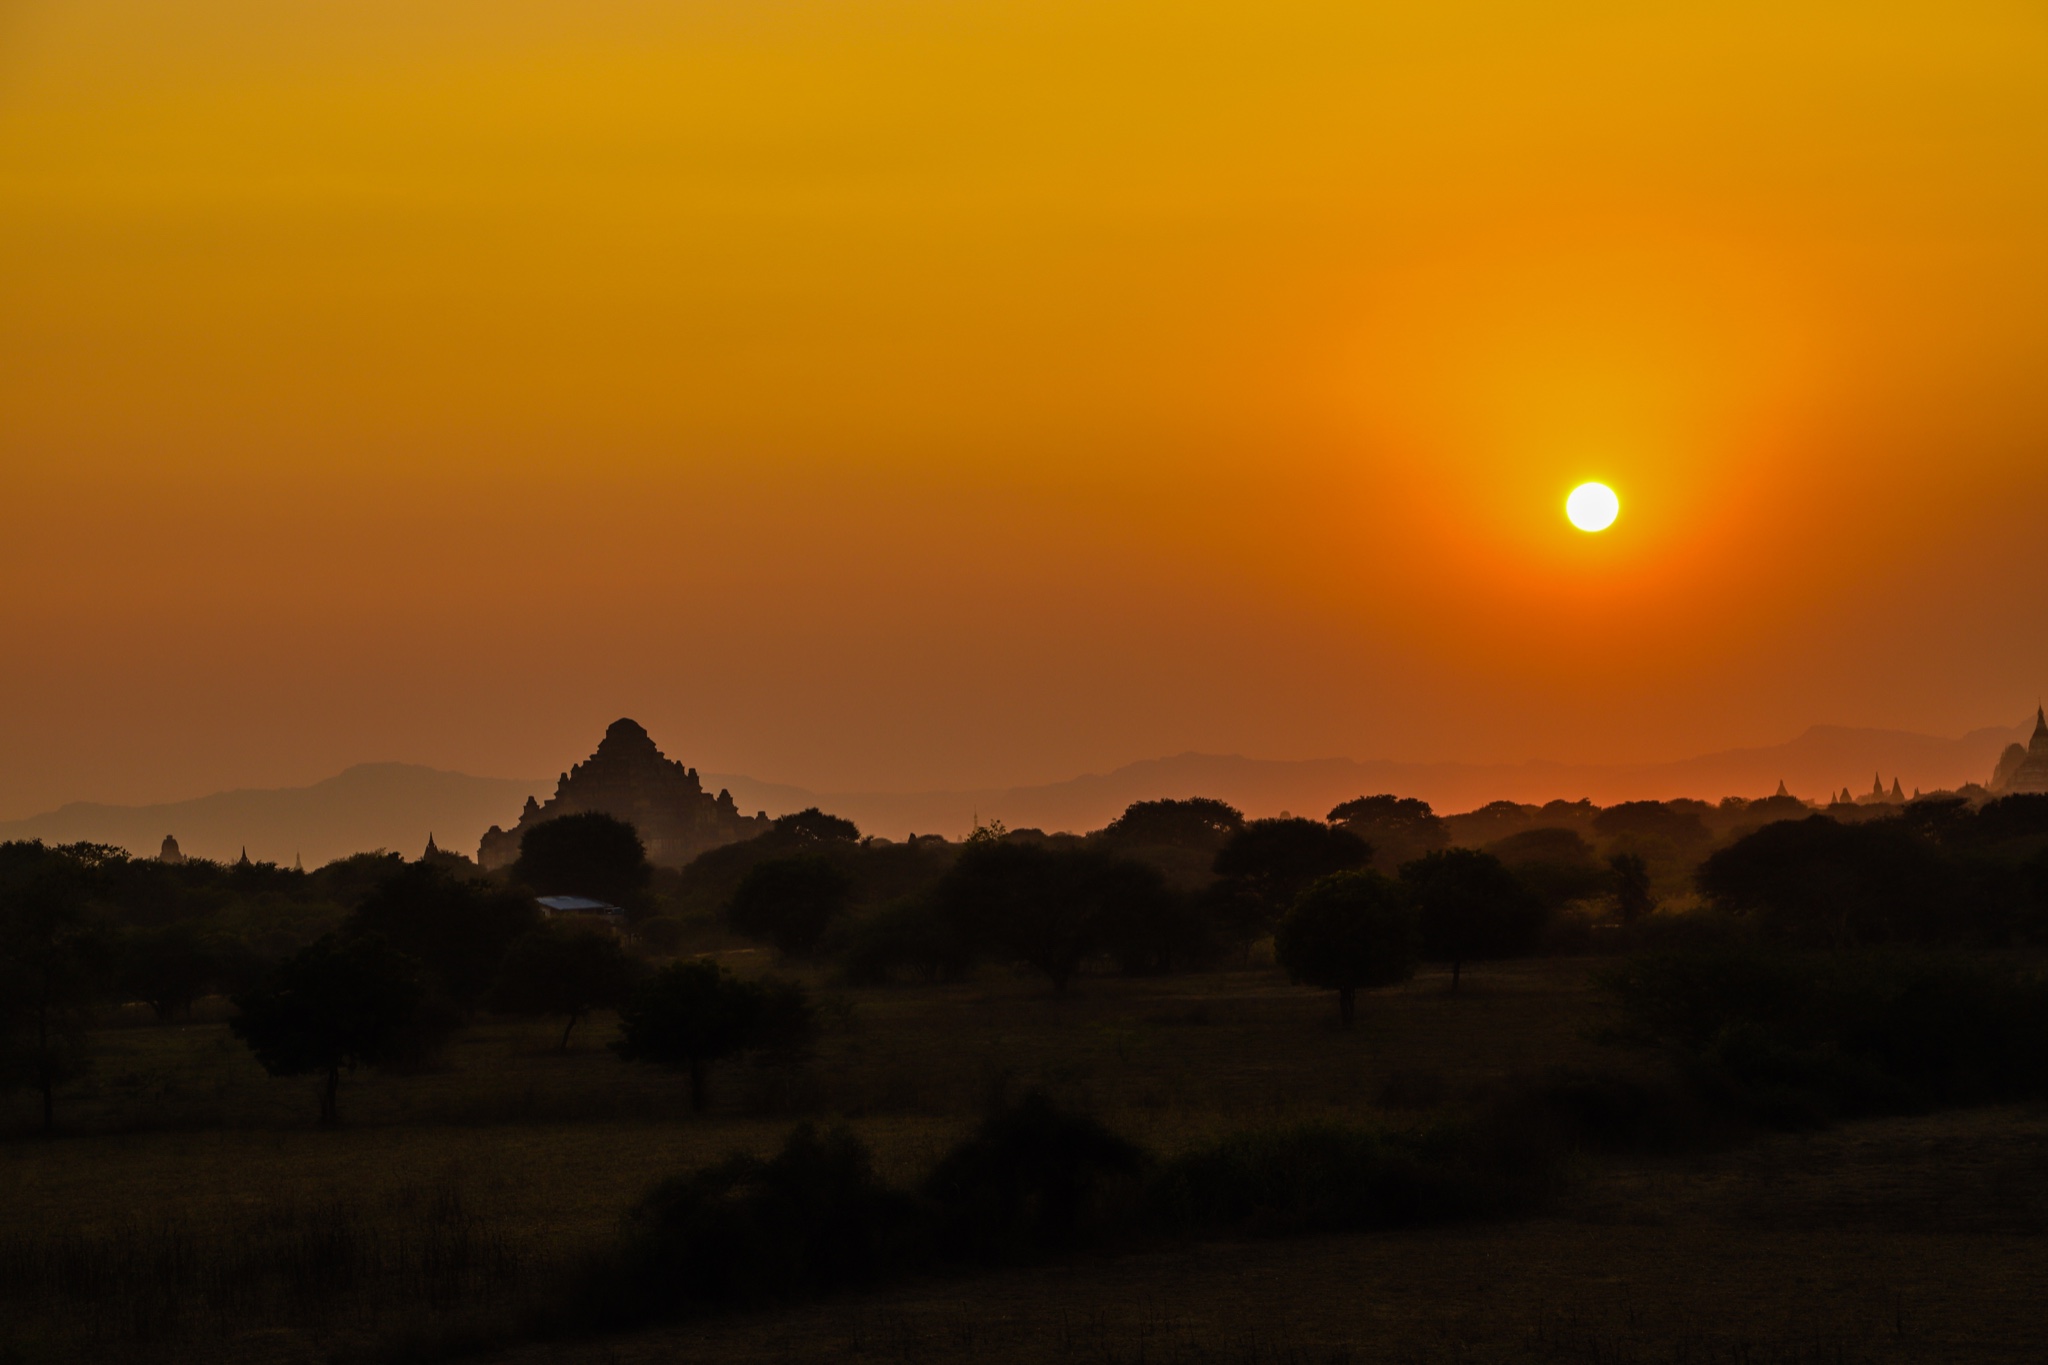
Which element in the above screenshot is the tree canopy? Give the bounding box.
[230,932,443,1124]
[348,863,539,1010]
[1211,818,1371,947]
[514,812,653,913]
[613,959,815,1110]
[727,855,854,958]
[488,921,645,1050]
[1273,870,1417,1026]
[1097,798,1245,850]
[1399,848,1546,990]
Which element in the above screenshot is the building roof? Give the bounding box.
[535,895,621,914]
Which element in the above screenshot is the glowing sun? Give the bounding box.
[1566,482,1619,532]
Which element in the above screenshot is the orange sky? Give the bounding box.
[4,0,2048,817]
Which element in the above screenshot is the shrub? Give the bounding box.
[923,1092,1148,1262]
[579,1124,923,1327]
[1602,947,2048,1126]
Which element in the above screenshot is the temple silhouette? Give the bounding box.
[477,718,769,869]
[1990,706,2048,795]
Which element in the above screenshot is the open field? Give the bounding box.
[4,958,2044,1363]
[490,1107,2048,1365]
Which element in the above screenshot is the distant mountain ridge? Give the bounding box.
[1,721,2025,866]
[0,764,539,869]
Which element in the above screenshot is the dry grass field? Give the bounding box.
[4,957,2043,1363]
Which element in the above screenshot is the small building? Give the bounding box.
[535,895,624,923]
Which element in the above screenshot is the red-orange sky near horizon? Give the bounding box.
[4,0,2048,817]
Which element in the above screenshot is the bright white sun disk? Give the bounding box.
[1566,482,1619,532]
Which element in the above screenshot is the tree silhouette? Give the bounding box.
[231,933,440,1125]
[1326,795,1448,870]
[1273,870,1416,1026]
[728,855,854,957]
[515,812,653,913]
[1608,852,1654,924]
[1211,818,1371,949]
[1098,798,1245,850]
[348,863,539,1011]
[0,843,110,1131]
[934,843,1166,993]
[489,921,646,1049]
[613,959,815,1111]
[769,808,862,845]
[1399,848,1545,991]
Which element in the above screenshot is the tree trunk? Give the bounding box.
[688,1058,708,1112]
[319,1066,341,1126]
[1338,987,1356,1028]
[36,1011,54,1132]
[559,1012,581,1052]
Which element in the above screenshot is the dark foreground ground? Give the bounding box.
[5,959,2045,1362]
[486,1107,2048,1365]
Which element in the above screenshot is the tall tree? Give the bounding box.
[515,812,653,914]
[1326,795,1448,871]
[0,843,110,1131]
[488,921,645,1049]
[613,960,815,1111]
[1211,818,1372,949]
[1399,848,1547,991]
[231,933,441,1125]
[1274,870,1416,1026]
[348,863,539,1011]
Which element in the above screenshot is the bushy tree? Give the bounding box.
[1399,848,1546,991]
[1098,798,1244,850]
[728,855,854,958]
[1327,795,1448,870]
[515,812,653,914]
[613,960,816,1111]
[231,932,444,1124]
[1211,818,1371,950]
[767,808,861,845]
[1487,827,1609,912]
[934,843,1173,993]
[0,843,111,1131]
[1695,816,1957,947]
[488,921,646,1049]
[347,863,539,1011]
[1273,870,1416,1026]
[1592,800,1710,848]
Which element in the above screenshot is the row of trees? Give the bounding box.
[714,801,1652,993]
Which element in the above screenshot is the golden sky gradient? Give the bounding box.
[4,0,2048,816]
